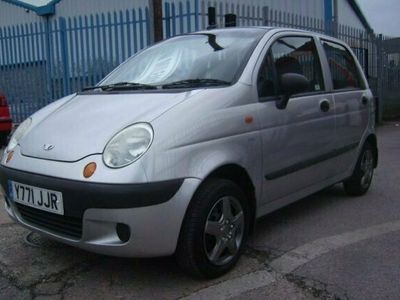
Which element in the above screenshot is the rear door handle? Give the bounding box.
[320,99,330,112]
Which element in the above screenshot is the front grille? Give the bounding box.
[16,203,82,239]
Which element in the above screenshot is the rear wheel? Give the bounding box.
[343,142,375,196]
[176,179,250,278]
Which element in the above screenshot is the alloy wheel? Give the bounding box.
[203,196,244,266]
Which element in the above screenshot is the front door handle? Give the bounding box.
[362,96,368,105]
[320,99,330,112]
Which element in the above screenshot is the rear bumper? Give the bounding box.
[0,165,201,257]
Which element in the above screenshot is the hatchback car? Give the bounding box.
[0,92,12,146]
[0,27,377,278]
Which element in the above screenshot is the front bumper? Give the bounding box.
[0,165,201,257]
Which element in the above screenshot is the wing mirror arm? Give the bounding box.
[275,73,310,110]
[276,94,291,110]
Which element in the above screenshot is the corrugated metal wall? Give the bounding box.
[0,0,367,31]
[336,0,364,30]
[197,0,325,31]
[198,0,325,19]
[0,2,42,27]
[0,0,149,27]
[53,0,149,19]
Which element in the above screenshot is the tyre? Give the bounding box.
[176,178,250,278]
[343,142,375,196]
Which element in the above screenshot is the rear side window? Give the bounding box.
[257,36,325,98]
[322,40,363,90]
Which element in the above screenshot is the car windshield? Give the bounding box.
[100,29,266,88]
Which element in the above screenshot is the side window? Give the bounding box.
[257,36,325,98]
[322,40,363,90]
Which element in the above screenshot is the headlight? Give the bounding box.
[103,123,154,168]
[7,118,32,152]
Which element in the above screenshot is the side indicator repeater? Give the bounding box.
[244,116,254,124]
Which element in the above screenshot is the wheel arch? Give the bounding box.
[200,164,257,233]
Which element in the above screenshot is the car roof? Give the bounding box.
[196,26,346,46]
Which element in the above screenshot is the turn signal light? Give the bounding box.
[6,151,14,163]
[244,116,254,124]
[83,162,97,178]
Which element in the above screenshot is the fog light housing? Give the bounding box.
[116,223,130,243]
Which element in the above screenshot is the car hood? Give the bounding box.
[20,91,202,162]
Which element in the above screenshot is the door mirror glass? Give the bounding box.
[276,73,310,109]
[281,73,310,95]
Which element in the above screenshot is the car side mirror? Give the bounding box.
[276,73,310,110]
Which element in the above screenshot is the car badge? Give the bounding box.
[43,144,55,151]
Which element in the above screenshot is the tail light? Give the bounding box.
[0,93,8,107]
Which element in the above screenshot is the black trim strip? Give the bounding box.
[259,89,365,103]
[0,118,12,123]
[0,165,184,218]
[265,142,359,180]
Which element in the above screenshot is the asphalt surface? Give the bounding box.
[0,122,399,299]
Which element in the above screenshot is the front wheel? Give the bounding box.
[343,142,375,196]
[176,179,250,278]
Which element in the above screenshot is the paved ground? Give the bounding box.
[1,122,400,299]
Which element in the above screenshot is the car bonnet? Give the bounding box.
[19,90,203,162]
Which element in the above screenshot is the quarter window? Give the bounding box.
[322,41,362,90]
[257,51,276,97]
[257,36,325,98]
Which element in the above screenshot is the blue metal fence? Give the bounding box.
[1,0,375,123]
[163,0,199,38]
[0,6,151,123]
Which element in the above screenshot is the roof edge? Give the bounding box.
[347,0,373,33]
[1,0,62,16]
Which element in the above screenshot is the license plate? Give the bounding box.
[8,181,64,215]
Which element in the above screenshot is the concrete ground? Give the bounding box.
[1,122,400,299]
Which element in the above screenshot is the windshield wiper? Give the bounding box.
[82,82,158,91]
[162,79,231,89]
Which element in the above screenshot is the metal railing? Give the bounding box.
[0,0,397,122]
[0,6,151,123]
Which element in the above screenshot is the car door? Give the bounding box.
[255,34,336,203]
[320,39,370,175]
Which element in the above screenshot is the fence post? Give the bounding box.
[44,17,53,102]
[164,2,171,38]
[324,0,333,36]
[262,6,269,26]
[59,17,70,96]
[376,34,384,123]
[149,0,163,42]
[332,0,338,37]
[194,0,199,31]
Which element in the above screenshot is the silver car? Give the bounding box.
[0,27,377,278]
